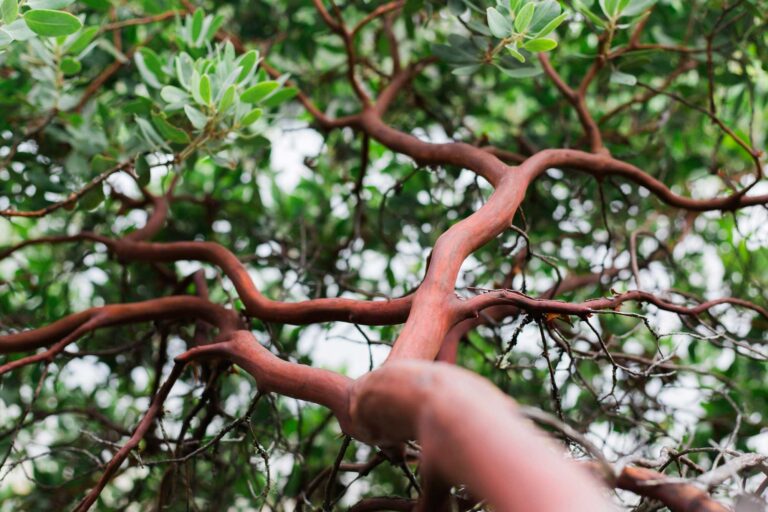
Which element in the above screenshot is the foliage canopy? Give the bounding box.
[0,0,767,510]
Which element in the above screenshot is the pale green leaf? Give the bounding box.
[184,104,208,130]
[1,0,18,25]
[160,85,188,104]
[514,2,535,33]
[506,43,526,62]
[487,7,512,38]
[26,0,74,8]
[610,69,637,85]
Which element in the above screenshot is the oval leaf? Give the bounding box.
[23,9,82,37]
[65,25,98,55]
[236,50,258,82]
[135,48,165,89]
[160,85,188,104]
[535,12,568,37]
[514,2,535,33]
[0,28,11,47]
[261,87,297,108]
[219,84,236,112]
[199,74,211,104]
[610,69,637,86]
[135,154,151,187]
[184,104,208,130]
[452,64,481,76]
[506,44,526,62]
[1,0,18,25]
[487,7,512,38]
[80,184,104,210]
[522,38,557,52]
[60,56,81,75]
[240,108,262,126]
[151,112,191,144]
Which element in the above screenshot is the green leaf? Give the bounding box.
[261,87,297,108]
[452,64,481,76]
[190,69,204,104]
[64,25,98,55]
[522,38,557,52]
[190,9,204,43]
[447,0,464,15]
[240,108,262,126]
[529,0,561,33]
[79,0,109,9]
[175,53,194,89]
[610,69,637,85]
[135,116,169,149]
[574,1,607,27]
[199,74,211,104]
[0,28,11,47]
[26,0,74,8]
[151,112,191,144]
[60,56,81,74]
[236,50,259,82]
[23,9,82,37]
[3,18,35,40]
[80,184,104,210]
[622,0,656,17]
[506,43,526,62]
[90,154,114,173]
[1,0,18,25]
[514,2,535,33]
[599,0,619,17]
[135,48,165,89]
[509,0,523,14]
[124,97,153,115]
[535,12,568,37]
[486,7,512,38]
[184,104,208,130]
[160,85,188,104]
[219,84,236,112]
[496,64,542,78]
[205,14,224,42]
[241,81,279,103]
[135,154,151,187]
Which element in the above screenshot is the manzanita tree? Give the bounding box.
[1,0,767,510]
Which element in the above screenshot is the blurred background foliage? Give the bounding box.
[0,0,767,510]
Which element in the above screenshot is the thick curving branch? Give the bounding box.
[256,58,767,365]
[0,296,241,375]
[349,359,614,511]
[538,53,606,154]
[73,330,615,511]
[176,331,355,431]
[102,237,413,325]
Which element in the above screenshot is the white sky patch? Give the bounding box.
[266,124,324,192]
